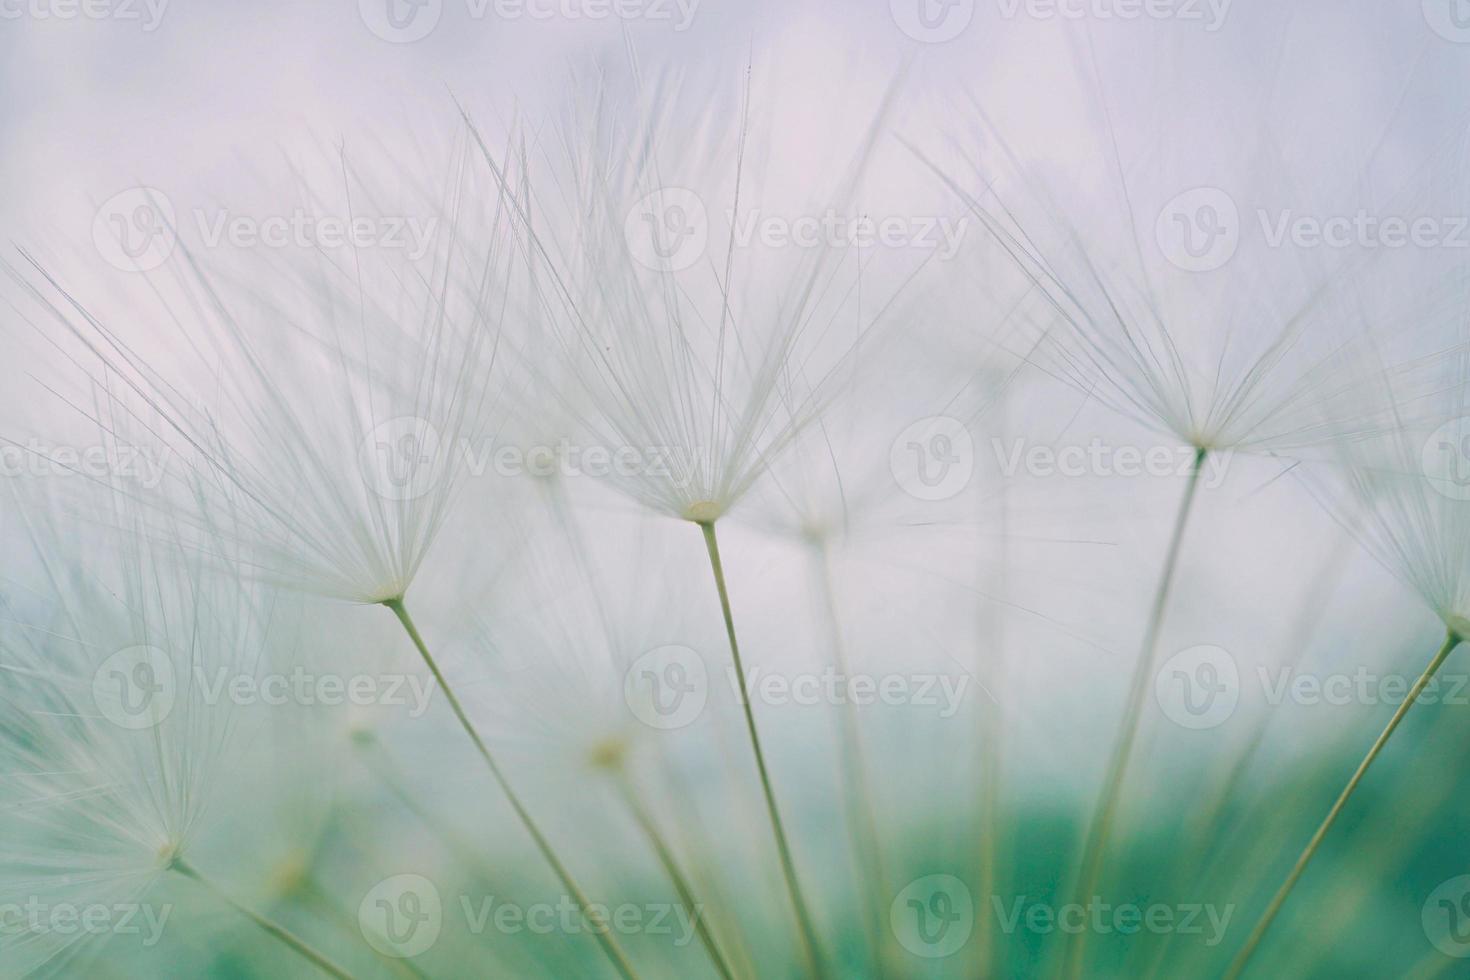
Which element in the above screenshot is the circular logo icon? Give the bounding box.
[624,188,708,272]
[359,874,443,958]
[359,0,442,42]
[1422,416,1470,501]
[93,187,177,272]
[359,416,446,501]
[1423,875,1470,958]
[1155,187,1239,272]
[890,874,974,958]
[623,645,708,730]
[890,0,975,43]
[890,416,974,501]
[93,646,176,730]
[1155,644,1239,730]
[1423,0,1470,43]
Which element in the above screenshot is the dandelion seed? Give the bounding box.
[461,68,924,978]
[0,505,355,978]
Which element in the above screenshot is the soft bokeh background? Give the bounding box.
[4,1,1470,977]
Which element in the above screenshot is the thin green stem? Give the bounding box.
[1062,447,1207,980]
[1138,527,1357,980]
[381,597,641,980]
[975,418,1010,980]
[812,539,894,976]
[607,763,740,980]
[1223,629,1463,980]
[352,730,502,887]
[698,520,826,979]
[292,871,433,980]
[171,859,358,980]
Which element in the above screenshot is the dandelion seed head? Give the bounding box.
[0,500,262,973]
